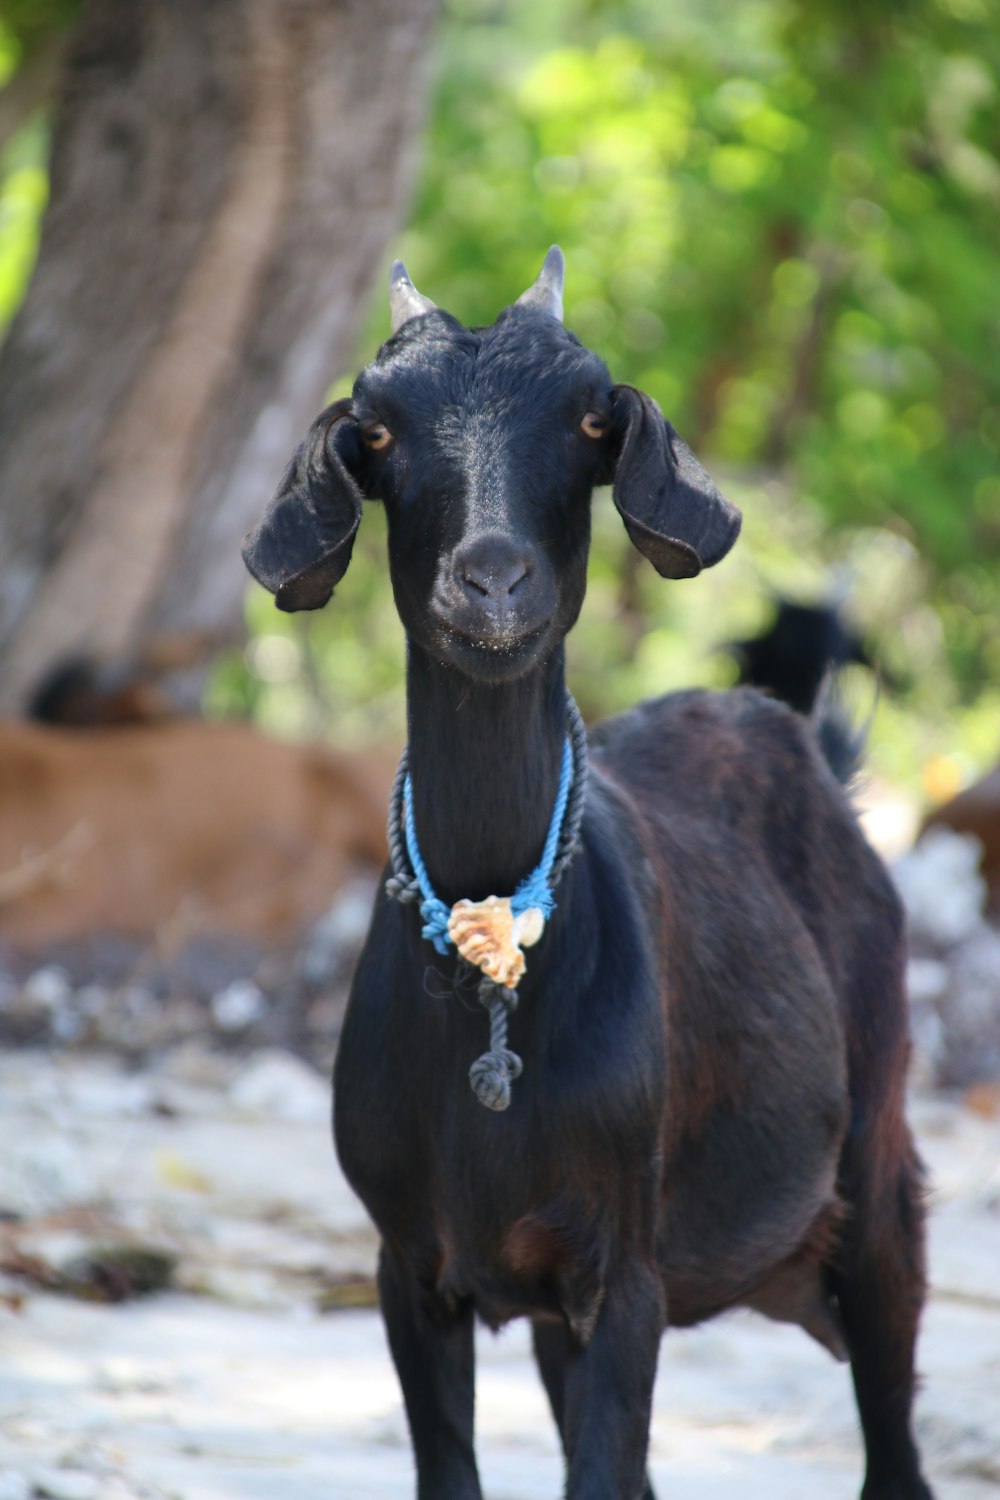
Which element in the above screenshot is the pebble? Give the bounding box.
[73,985,109,1018]
[301,877,376,983]
[938,924,1000,1084]
[893,828,987,948]
[50,1006,87,1043]
[159,1041,236,1089]
[66,1070,153,1119]
[908,1007,943,1089]
[95,986,158,1049]
[228,1049,329,1123]
[948,926,1000,1026]
[8,1138,89,1213]
[22,966,73,1010]
[211,979,267,1031]
[906,956,950,1007]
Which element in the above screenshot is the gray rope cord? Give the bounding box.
[385,690,588,1111]
[384,748,421,905]
[468,980,523,1111]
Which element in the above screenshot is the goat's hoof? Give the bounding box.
[861,1480,934,1499]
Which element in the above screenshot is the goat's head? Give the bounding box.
[243,249,741,683]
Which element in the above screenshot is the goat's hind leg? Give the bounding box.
[378,1244,483,1500]
[833,1133,933,1500]
[532,1319,658,1499]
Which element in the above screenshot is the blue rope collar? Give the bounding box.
[384,694,589,1112]
[402,734,574,957]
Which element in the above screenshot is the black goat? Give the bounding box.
[730,596,871,714]
[243,250,932,1500]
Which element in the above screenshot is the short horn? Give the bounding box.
[515,245,564,322]
[389,259,436,333]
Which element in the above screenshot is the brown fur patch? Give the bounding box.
[503,1215,568,1279]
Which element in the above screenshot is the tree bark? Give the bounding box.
[0,0,437,712]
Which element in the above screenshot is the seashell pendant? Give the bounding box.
[447,895,546,989]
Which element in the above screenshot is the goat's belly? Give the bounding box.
[434,1252,568,1332]
[661,1199,849,1361]
[430,1199,614,1343]
[657,1136,845,1349]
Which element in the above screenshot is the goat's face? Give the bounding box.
[243,250,741,683]
[348,307,610,680]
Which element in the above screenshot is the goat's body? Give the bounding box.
[251,259,930,1498]
[336,687,925,1492]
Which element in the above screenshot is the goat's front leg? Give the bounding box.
[378,1243,483,1500]
[561,1261,664,1500]
[534,1319,658,1499]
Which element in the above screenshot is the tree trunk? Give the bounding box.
[0,0,437,713]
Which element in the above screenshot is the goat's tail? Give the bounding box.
[811,670,873,788]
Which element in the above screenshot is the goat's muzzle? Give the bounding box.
[431,534,556,670]
[456,535,532,608]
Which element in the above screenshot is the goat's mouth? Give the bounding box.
[432,614,552,678]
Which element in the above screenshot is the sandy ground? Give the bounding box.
[0,1049,998,1500]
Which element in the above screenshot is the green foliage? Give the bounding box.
[0,0,61,334]
[244,0,997,795]
[0,0,80,62]
[0,114,48,326]
[207,505,409,748]
[405,0,1000,576]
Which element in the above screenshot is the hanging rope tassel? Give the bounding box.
[469,981,522,1111]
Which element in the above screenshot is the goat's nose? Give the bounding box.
[454,537,533,606]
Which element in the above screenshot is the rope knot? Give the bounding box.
[469,1047,523,1111]
[384,874,420,904]
[468,982,523,1111]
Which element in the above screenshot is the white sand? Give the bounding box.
[0,1052,997,1499]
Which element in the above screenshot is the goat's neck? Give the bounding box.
[404,642,568,906]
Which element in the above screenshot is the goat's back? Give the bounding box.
[590,687,899,1009]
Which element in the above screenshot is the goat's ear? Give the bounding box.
[241,399,363,612]
[607,385,741,579]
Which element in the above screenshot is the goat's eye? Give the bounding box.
[362,423,393,451]
[580,411,609,440]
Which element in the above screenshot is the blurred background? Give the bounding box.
[0,3,998,1496]
[225,0,1000,795]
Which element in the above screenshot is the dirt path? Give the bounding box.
[1,1051,997,1499]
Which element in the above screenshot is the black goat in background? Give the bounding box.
[730,596,872,714]
[243,250,932,1500]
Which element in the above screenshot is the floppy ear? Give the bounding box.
[608,385,741,579]
[241,398,363,612]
